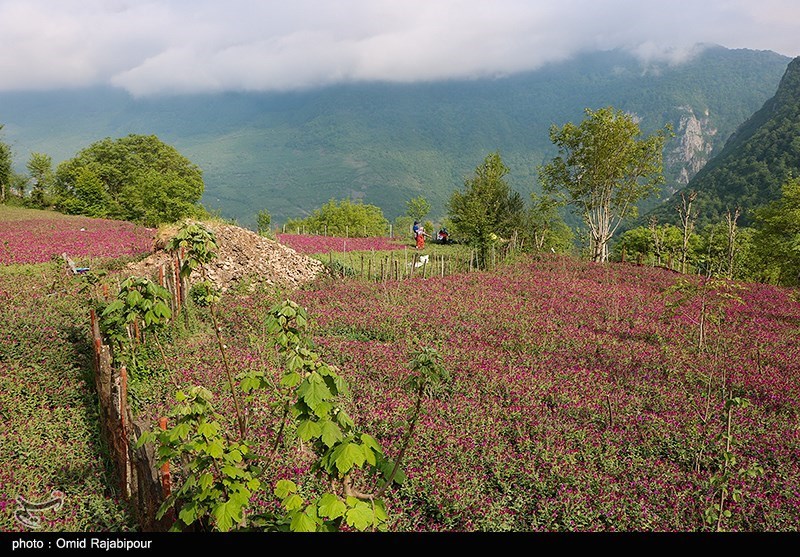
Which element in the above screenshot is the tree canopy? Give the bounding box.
[752,176,800,285]
[285,198,390,237]
[53,134,206,226]
[405,196,431,222]
[525,192,574,253]
[27,152,54,206]
[540,106,671,262]
[447,152,525,266]
[0,127,11,203]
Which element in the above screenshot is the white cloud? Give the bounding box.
[0,0,798,96]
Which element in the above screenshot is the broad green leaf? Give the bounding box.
[240,376,261,393]
[283,494,304,512]
[297,419,322,442]
[212,502,233,532]
[334,442,366,475]
[317,493,347,519]
[221,465,245,478]
[287,354,304,372]
[362,445,376,466]
[196,421,218,439]
[225,448,243,463]
[274,479,297,498]
[280,306,297,318]
[154,301,171,319]
[135,430,153,449]
[333,375,349,396]
[373,500,388,521]
[199,473,214,491]
[290,512,317,532]
[229,489,251,509]
[171,422,192,440]
[312,400,333,419]
[320,420,343,448]
[297,373,332,408]
[207,440,224,459]
[345,504,374,531]
[280,371,302,388]
[336,410,355,429]
[178,500,198,525]
[360,433,382,453]
[126,289,144,307]
[101,299,125,316]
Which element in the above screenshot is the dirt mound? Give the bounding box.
[126,221,329,292]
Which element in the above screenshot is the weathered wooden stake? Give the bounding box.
[158,417,171,497]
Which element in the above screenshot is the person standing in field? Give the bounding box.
[415,225,428,250]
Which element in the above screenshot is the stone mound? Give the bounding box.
[126,221,329,292]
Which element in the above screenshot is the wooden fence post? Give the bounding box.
[158,417,171,498]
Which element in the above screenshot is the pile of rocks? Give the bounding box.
[126,221,329,292]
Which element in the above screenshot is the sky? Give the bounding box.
[1,0,799,97]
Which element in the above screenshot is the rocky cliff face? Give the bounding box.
[665,106,717,192]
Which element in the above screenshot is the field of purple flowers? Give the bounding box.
[0,208,154,265]
[277,233,406,254]
[0,263,135,531]
[143,254,800,531]
[3,211,799,532]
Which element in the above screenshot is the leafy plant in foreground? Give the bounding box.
[240,301,449,531]
[256,300,395,531]
[99,275,172,375]
[663,276,743,352]
[166,222,246,439]
[137,386,261,532]
[703,390,764,531]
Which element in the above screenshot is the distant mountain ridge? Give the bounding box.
[0,45,791,229]
[642,54,800,228]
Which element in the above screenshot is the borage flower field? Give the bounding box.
[0,209,153,531]
[3,210,800,532]
[0,211,154,265]
[141,252,800,532]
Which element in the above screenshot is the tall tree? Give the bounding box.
[448,152,524,267]
[0,137,10,204]
[405,196,431,223]
[677,190,698,273]
[724,208,742,280]
[540,106,671,262]
[26,152,54,207]
[54,134,205,226]
[256,208,272,236]
[752,176,800,285]
[11,172,27,199]
[526,192,573,253]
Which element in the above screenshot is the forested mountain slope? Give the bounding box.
[0,46,789,228]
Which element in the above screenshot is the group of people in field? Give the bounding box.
[413,221,448,250]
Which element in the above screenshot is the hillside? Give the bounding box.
[0,46,790,229]
[642,55,800,228]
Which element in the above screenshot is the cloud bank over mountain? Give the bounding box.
[1,0,799,96]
